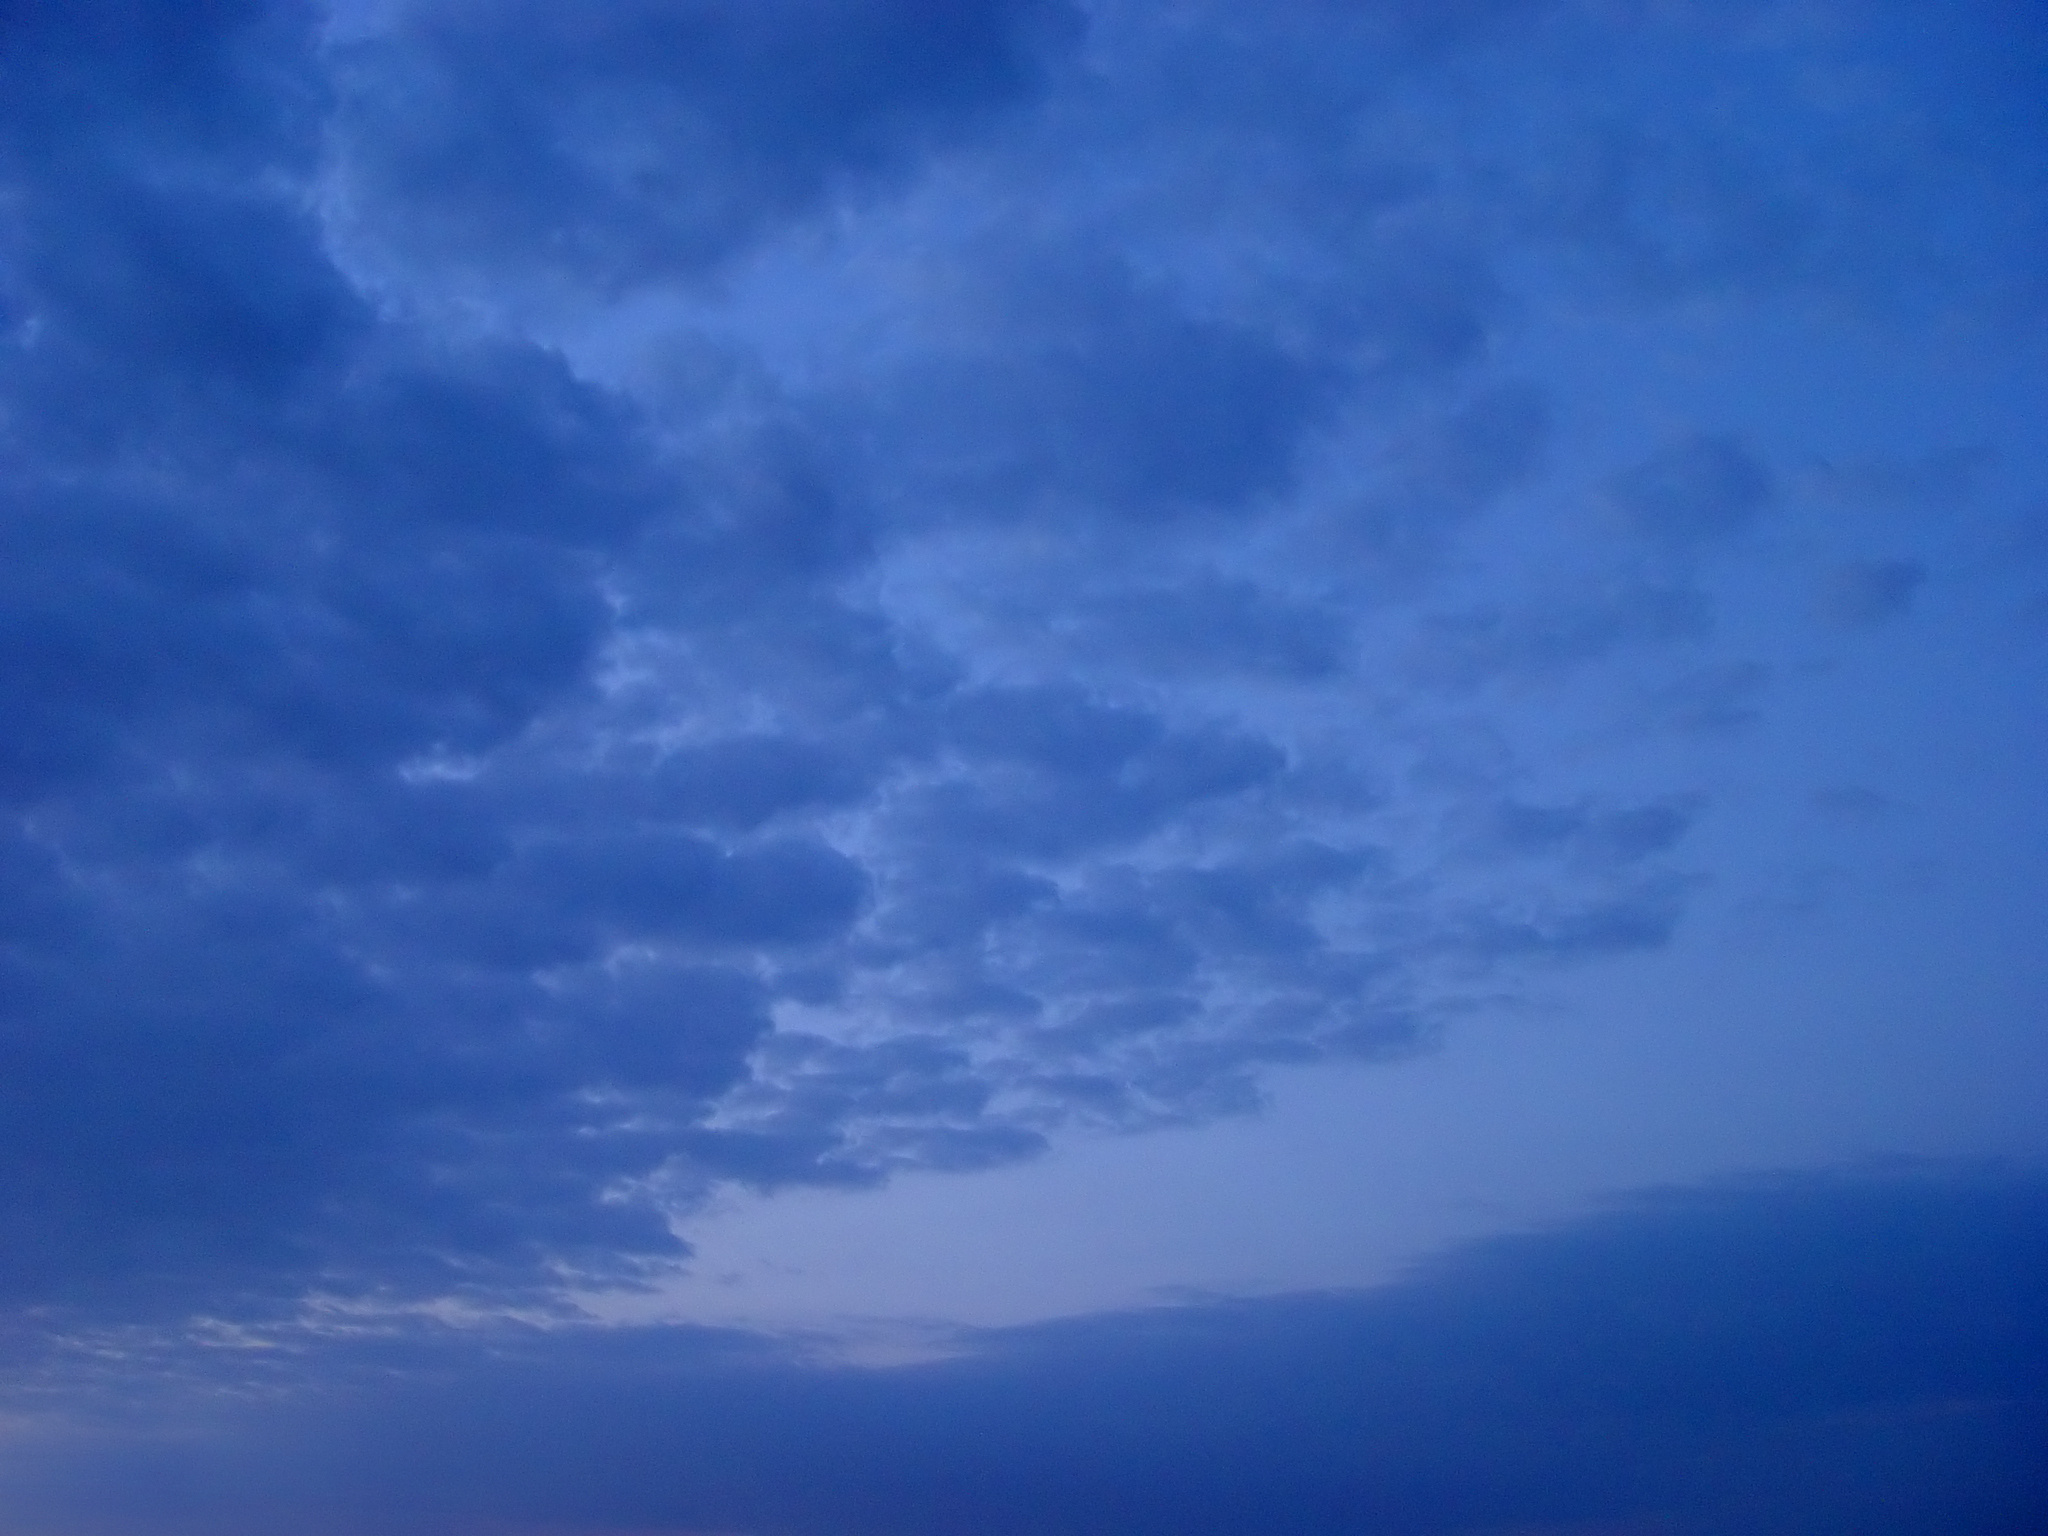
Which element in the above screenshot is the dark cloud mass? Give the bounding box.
[3,1164,2043,1535]
[0,0,2038,1363]
[327,0,1084,288]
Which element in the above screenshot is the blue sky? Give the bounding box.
[0,2,2044,1531]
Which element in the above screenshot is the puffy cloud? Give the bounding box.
[0,0,2037,1329]
[325,0,1085,290]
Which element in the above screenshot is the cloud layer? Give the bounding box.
[1,0,2042,1327]
[5,1162,2044,1535]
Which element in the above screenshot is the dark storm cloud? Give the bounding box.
[4,1164,2042,1536]
[0,0,2037,1329]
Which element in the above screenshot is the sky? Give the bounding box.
[0,1,2044,1532]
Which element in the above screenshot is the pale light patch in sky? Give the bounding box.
[631,835,2048,1336]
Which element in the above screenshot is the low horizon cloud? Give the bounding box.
[3,1160,2044,1535]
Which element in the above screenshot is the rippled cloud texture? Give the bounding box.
[2,1,2045,1529]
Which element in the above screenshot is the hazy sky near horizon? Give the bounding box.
[1,2,2044,1531]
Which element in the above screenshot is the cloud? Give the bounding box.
[1639,660,1772,736]
[3,1163,2042,1536]
[1411,582,1714,691]
[1478,795,1701,866]
[1068,575,1351,680]
[0,0,2039,1330]
[1802,449,1986,511]
[1609,434,1774,549]
[1814,558,1927,629]
[326,0,1085,291]
[878,260,1342,523]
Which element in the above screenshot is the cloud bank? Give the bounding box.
[1,0,2042,1332]
[4,1162,2044,1535]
